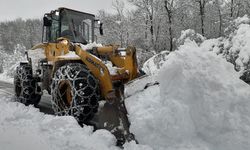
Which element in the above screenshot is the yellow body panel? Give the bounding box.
[96,46,138,81]
[74,45,113,98]
[31,42,138,100]
[32,43,70,60]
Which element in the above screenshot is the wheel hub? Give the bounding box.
[58,80,73,107]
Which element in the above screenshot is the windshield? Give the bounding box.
[43,8,95,44]
[60,9,95,44]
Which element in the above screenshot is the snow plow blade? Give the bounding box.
[90,86,137,146]
[125,75,159,98]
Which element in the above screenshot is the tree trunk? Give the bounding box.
[231,0,234,18]
[198,0,205,36]
[218,6,222,36]
[145,15,148,39]
[164,0,174,51]
[168,16,173,51]
[149,14,154,48]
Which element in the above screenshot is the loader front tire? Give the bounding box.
[14,64,41,106]
[51,63,100,123]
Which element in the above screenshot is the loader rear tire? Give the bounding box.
[51,63,100,123]
[14,64,41,106]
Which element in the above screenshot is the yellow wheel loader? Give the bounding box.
[14,7,139,145]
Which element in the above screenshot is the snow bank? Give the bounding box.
[0,94,151,150]
[0,95,118,150]
[125,41,250,150]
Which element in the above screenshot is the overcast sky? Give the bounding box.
[0,0,128,21]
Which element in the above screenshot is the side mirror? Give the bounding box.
[99,23,103,35]
[43,16,52,27]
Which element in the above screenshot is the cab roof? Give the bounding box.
[57,7,95,17]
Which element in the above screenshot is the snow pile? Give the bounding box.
[125,41,250,150]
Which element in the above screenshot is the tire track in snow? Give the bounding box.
[0,88,13,95]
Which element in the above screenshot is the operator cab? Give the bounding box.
[43,7,103,44]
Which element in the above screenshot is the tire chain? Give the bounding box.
[14,64,40,105]
[51,63,100,122]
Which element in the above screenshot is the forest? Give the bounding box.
[0,0,249,57]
